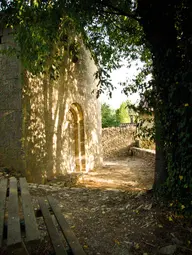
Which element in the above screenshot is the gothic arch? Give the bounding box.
[66,103,85,172]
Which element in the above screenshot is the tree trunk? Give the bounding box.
[153,111,167,189]
[137,0,180,189]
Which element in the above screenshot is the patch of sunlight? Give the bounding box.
[68,156,76,173]
[104,161,129,167]
[63,213,73,219]
[91,130,98,143]
[126,181,139,186]
[86,155,94,172]
[84,177,139,187]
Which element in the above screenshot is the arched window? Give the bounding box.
[66,103,85,172]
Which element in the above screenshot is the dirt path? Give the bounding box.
[79,157,154,191]
[26,157,192,255]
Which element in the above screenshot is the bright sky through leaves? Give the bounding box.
[100,61,141,109]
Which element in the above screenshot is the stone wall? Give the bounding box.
[102,126,136,159]
[22,47,102,182]
[0,27,102,182]
[131,147,155,162]
[0,27,23,170]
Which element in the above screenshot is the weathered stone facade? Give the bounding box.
[0,27,23,170]
[102,126,136,159]
[0,27,102,182]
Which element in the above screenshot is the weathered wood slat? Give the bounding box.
[7,177,21,247]
[0,178,8,247]
[19,178,40,243]
[47,196,86,255]
[38,197,67,255]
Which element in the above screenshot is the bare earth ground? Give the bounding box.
[26,157,192,255]
[78,157,154,191]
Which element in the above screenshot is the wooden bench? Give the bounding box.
[0,177,86,255]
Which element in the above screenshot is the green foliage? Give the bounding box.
[2,1,81,77]
[116,101,137,124]
[101,103,119,128]
[116,102,129,123]
[136,0,192,213]
[134,114,155,149]
[2,0,148,95]
[125,90,155,147]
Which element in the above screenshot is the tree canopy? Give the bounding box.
[101,103,119,128]
[116,101,136,124]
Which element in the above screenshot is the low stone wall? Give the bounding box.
[102,126,136,159]
[131,147,155,162]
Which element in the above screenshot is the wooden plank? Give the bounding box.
[47,196,86,255]
[7,177,22,247]
[38,197,67,255]
[19,178,40,243]
[0,178,8,247]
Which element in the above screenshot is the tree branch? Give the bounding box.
[99,1,140,22]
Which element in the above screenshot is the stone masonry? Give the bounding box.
[0,27,23,170]
[0,27,102,182]
[102,126,136,159]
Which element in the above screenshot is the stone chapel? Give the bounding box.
[0,27,102,182]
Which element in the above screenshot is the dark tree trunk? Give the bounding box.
[137,0,180,189]
[153,111,167,189]
[107,0,192,198]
